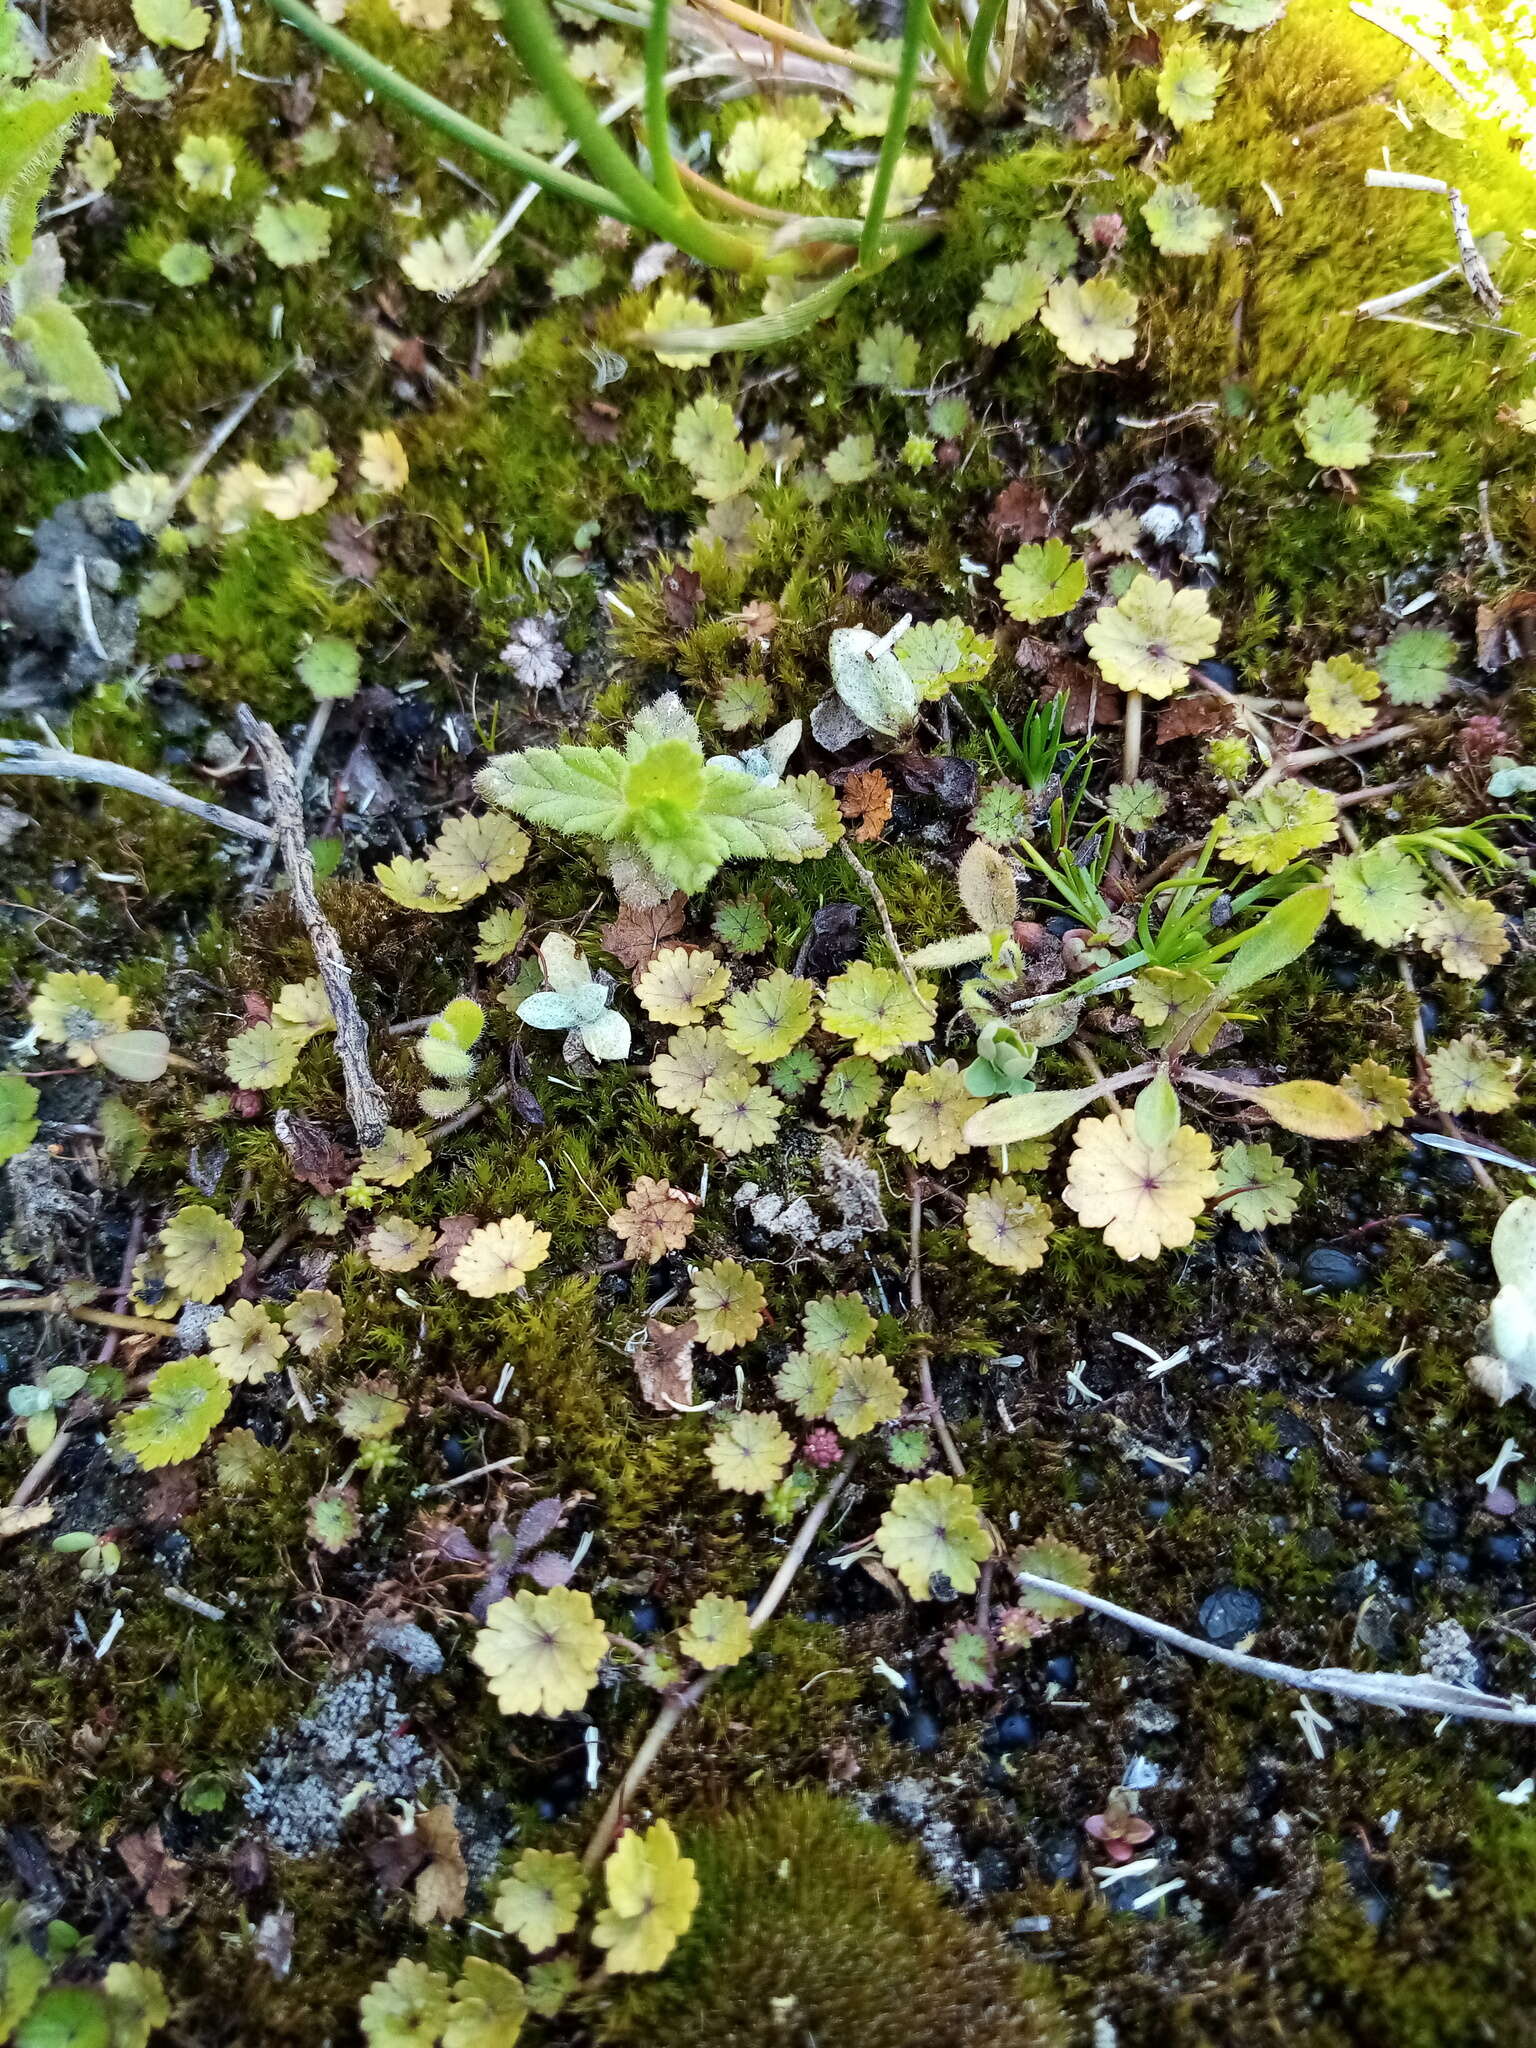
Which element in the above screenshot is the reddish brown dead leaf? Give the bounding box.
[143,1468,198,1530]
[118,1826,189,1917]
[228,1837,269,1896]
[988,481,1052,547]
[364,1823,430,1893]
[601,894,688,972]
[660,565,704,631]
[1030,662,1122,735]
[430,1213,480,1280]
[839,766,893,843]
[576,400,621,446]
[1155,692,1233,746]
[633,1318,697,1411]
[273,1110,352,1195]
[324,513,381,584]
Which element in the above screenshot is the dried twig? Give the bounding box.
[246,699,334,896]
[907,1172,964,1480]
[0,738,274,843]
[1247,724,1417,794]
[0,1295,176,1338]
[236,706,390,1148]
[168,360,290,513]
[1363,166,1501,315]
[1015,1570,1536,1727]
[1479,480,1510,579]
[581,1460,857,1870]
[164,1585,227,1622]
[1350,5,1474,105]
[424,1453,526,1493]
[1355,263,1459,320]
[842,844,918,994]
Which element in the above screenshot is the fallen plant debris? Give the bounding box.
[6,0,1536,2040]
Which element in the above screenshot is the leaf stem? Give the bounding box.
[264,0,643,224]
[1121,688,1144,783]
[690,0,903,77]
[965,0,1007,107]
[643,0,690,212]
[495,0,758,267]
[858,0,928,269]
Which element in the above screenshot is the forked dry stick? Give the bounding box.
[907,1171,965,1481]
[1015,1570,1536,1727]
[236,706,390,1148]
[0,738,274,843]
[581,1459,857,1870]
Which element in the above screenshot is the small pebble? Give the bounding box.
[1199,1586,1263,1647]
[895,1705,943,1753]
[1302,1247,1368,1293]
[983,1709,1036,1754]
[1420,1500,1460,1545]
[1338,1354,1410,1405]
[1033,1829,1080,1884]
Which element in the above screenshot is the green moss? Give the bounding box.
[592,1790,1068,2048]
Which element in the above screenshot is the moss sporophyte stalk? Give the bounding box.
[7,0,1536,2039]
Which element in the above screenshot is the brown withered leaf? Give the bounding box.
[1039,668,1122,736]
[505,1045,546,1128]
[277,73,316,127]
[324,513,381,584]
[411,1804,468,1926]
[988,481,1051,546]
[839,765,893,843]
[228,1837,269,1896]
[143,1467,199,1530]
[1477,591,1536,673]
[895,752,978,813]
[737,598,778,645]
[364,1823,429,1893]
[601,893,688,971]
[1155,692,1233,746]
[633,1318,697,1412]
[431,1214,480,1280]
[273,1110,352,1195]
[576,400,621,445]
[118,1826,190,1918]
[660,565,704,631]
[609,1177,698,1263]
